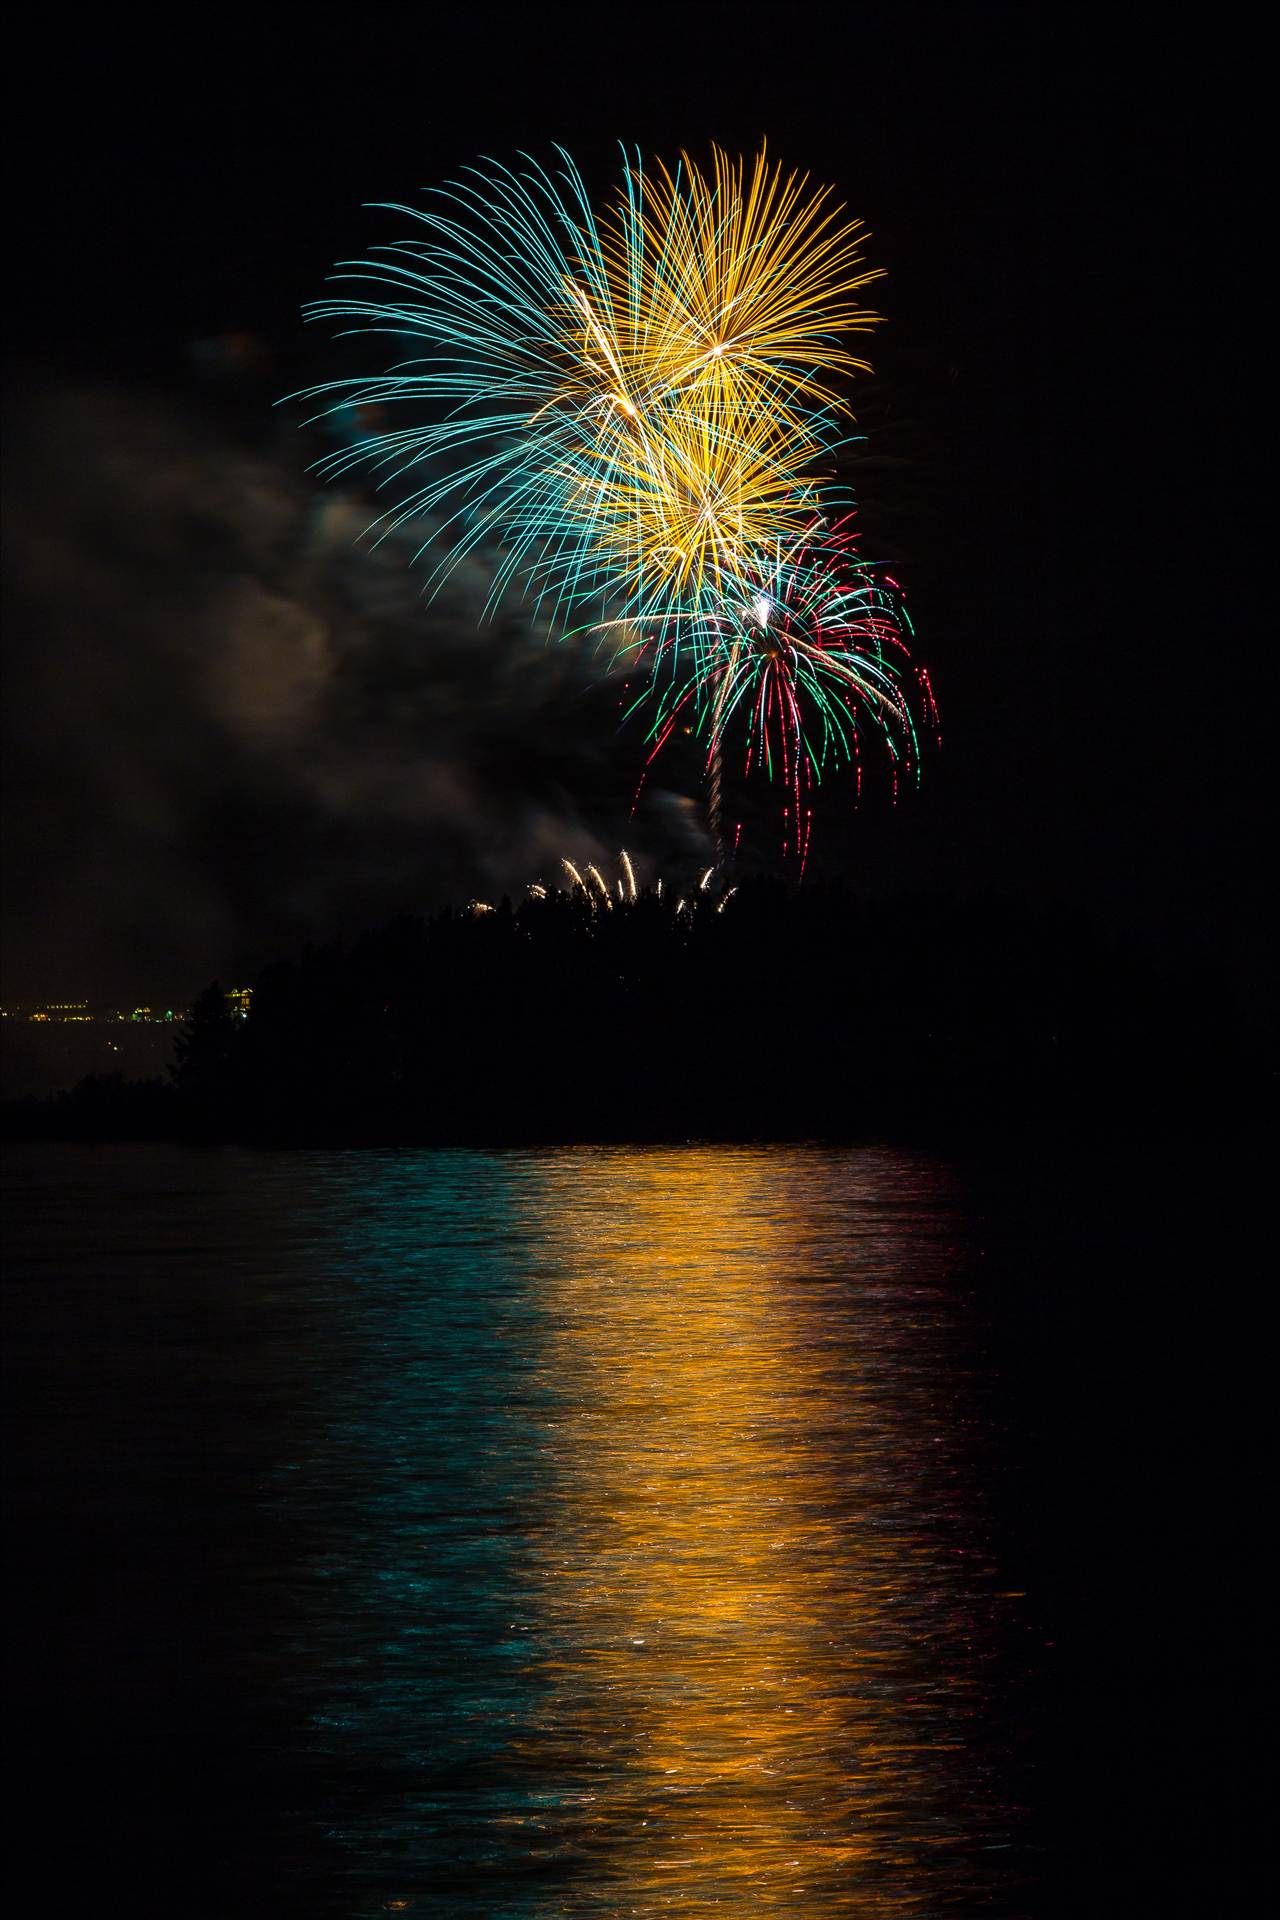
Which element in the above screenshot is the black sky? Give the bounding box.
[2,7,1265,1010]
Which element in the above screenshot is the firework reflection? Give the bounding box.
[513,1147,1015,1916]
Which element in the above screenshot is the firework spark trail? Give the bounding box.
[294,146,934,840]
[471,853,733,917]
[706,735,724,861]
[627,521,928,827]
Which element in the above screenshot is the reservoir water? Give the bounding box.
[4,1141,1223,1915]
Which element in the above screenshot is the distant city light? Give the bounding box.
[2,987,252,1026]
[3,995,201,1026]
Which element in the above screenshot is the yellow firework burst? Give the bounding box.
[595,145,883,424]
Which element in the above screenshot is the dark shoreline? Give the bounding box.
[3,879,1257,1151]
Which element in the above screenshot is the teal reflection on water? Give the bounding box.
[267,1155,560,1897]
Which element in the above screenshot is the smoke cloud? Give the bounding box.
[2,362,709,999]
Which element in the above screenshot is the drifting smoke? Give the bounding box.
[1,362,711,999]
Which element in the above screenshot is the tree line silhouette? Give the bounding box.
[3,881,1245,1144]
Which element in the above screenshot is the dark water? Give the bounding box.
[1,1142,1251,1915]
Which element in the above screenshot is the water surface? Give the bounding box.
[4,1145,1033,1915]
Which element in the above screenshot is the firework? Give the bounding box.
[294,146,933,836]
[465,853,734,918]
[618,149,883,421]
[295,147,877,625]
[625,523,938,857]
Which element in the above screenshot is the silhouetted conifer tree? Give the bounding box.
[171,982,240,1127]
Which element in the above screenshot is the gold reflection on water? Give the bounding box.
[517,1147,997,1915]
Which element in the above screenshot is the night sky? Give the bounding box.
[2,9,1263,1019]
